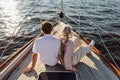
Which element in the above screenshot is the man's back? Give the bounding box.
[33,34,60,66]
[23,21,59,73]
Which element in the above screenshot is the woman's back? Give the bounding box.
[59,25,78,72]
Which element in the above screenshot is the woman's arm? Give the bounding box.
[58,54,65,66]
[64,40,78,72]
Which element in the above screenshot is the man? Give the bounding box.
[23,21,61,73]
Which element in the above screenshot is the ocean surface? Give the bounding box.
[0,0,120,67]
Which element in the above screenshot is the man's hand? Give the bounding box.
[23,53,38,74]
[23,66,34,74]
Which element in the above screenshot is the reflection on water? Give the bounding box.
[0,0,21,36]
[0,0,19,21]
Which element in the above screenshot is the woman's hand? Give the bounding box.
[69,66,78,72]
[23,66,34,74]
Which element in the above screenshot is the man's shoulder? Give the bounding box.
[34,37,43,43]
[51,36,59,40]
[35,37,43,41]
[36,36,60,42]
[51,36,60,43]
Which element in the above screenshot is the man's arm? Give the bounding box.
[23,53,38,73]
[31,53,38,69]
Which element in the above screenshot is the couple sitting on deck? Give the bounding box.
[23,21,95,73]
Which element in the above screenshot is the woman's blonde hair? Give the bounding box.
[61,24,72,38]
[60,25,72,60]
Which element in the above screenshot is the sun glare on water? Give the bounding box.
[0,0,21,36]
[0,0,20,21]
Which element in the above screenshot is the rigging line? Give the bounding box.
[65,13,101,45]
[51,0,76,23]
[84,32,103,44]
[96,0,120,44]
[65,15,79,25]
[84,28,118,57]
[3,24,40,53]
[65,13,100,44]
[75,31,115,57]
[16,0,43,33]
[63,2,117,59]
[91,20,120,71]
[49,0,60,22]
[65,14,103,47]
[50,0,66,22]
[60,0,63,12]
[76,28,108,49]
[84,31,120,57]
[95,25,120,70]
[56,0,77,22]
[80,0,120,70]
[0,0,42,58]
[89,21,120,44]
[80,0,120,44]
[16,0,43,34]
[0,27,18,58]
[89,23,120,48]
[97,24,120,44]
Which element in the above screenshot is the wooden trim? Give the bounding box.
[0,37,34,70]
[1,41,33,80]
[0,34,40,79]
[82,37,120,77]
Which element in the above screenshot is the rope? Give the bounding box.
[88,0,120,44]
[50,0,120,71]
[97,24,120,44]
[2,24,40,53]
[80,0,120,70]
[95,25,120,70]
[65,15,79,25]
[60,0,63,12]
[64,13,106,50]
[0,0,42,58]
[17,0,43,33]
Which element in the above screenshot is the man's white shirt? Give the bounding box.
[32,34,60,66]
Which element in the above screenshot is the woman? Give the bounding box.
[59,25,78,72]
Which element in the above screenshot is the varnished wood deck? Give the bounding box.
[7,50,119,80]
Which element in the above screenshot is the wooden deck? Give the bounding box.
[7,50,119,80]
